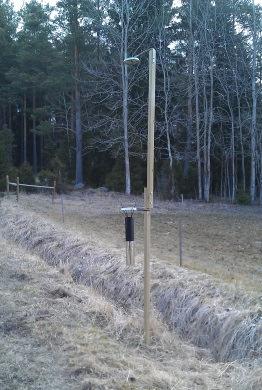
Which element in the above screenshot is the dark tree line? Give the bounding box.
[0,0,261,204]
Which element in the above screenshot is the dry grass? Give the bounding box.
[0,230,235,390]
[16,190,262,293]
[0,197,261,366]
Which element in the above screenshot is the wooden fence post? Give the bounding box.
[16,177,19,202]
[6,175,9,198]
[52,180,56,204]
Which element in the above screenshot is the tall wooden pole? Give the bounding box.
[144,48,156,344]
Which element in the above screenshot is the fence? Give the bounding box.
[6,175,56,203]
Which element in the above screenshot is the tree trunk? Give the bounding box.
[203,57,213,203]
[203,74,208,202]
[235,75,246,192]
[74,42,84,188]
[220,156,223,199]
[205,59,213,203]
[23,95,27,164]
[231,112,235,202]
[226,87,236,202]
[8,103,11,129]
[32,90,37,175]
[40,133,43,170]
[260,144,262,205]
[193,46,202,200]
[63,93,72,168]
[250,0,257,203]
[184,0,193,178]
[96,0,101,60]
[158,22,174,197]
[2,105,6,126]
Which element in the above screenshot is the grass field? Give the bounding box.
[2,233,232,390]
[0,190,261,389]
[19,189,262,293]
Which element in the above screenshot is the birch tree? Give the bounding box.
[250,0,257,203]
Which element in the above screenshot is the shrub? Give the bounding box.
[105,160,125,192]
[18,163,34,185]
[0,125,13,190]
[7,166,19,182]
[37,169,56,187]
[236,191,250,205]
[0,166,19,192]
[105,157,145,194]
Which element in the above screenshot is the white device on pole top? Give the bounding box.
[121,207,137,213]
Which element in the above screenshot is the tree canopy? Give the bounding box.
[0,0,261,204]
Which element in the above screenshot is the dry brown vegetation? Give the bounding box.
[18,190,262,293]
[0,191,261,389]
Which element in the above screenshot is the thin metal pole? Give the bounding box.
[179,220,183,267]
[143,48,156,344]
[60,193,65,223]
[6,175,9,198]
[126,241,130,265]
[130,241,135,265]
[52,180,56,204]
[16,177,19,202]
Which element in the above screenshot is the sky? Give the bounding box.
[11,0,262,11]
[12,0,57,11]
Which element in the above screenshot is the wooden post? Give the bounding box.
[179,220,183,266]
[143,48,156,345]
[146,48,156,209]
[181,194,184,204]
[6,175,9,198]
[52,180,56,204]
[16,177,19,202]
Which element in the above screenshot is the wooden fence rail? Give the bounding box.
[6,175,56,203]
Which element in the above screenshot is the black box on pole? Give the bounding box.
[125,216,134,242]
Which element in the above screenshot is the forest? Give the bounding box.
[0,0,261,204]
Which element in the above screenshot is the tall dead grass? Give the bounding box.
[0,199,261,365]
[1,234,234,390]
